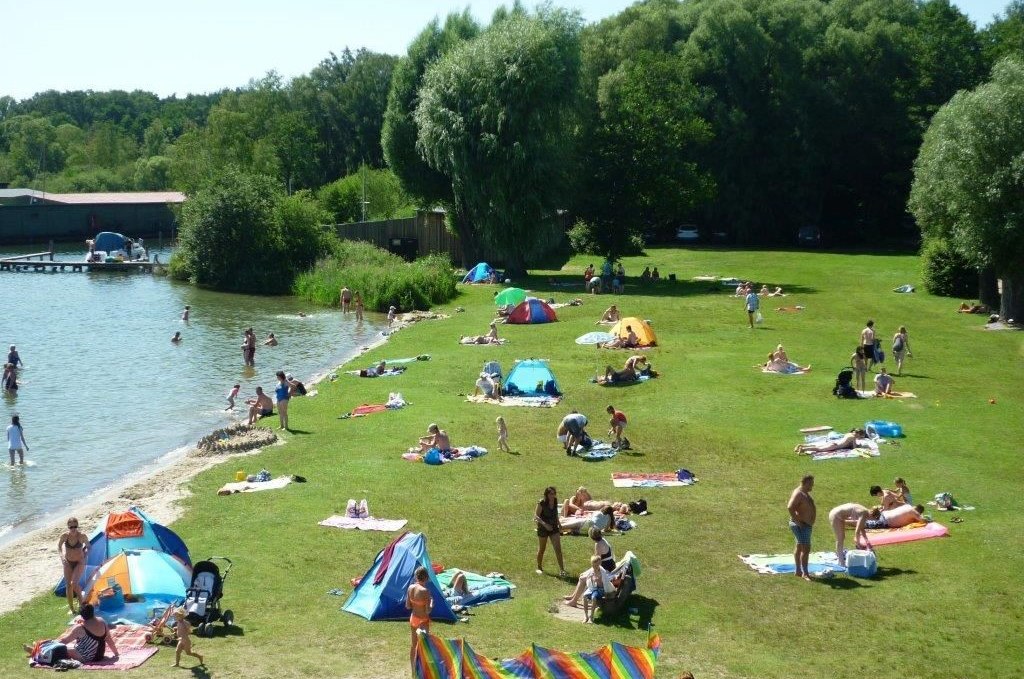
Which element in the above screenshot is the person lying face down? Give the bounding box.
[794,429,867,454]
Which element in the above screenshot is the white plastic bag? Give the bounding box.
[755,311,764,324]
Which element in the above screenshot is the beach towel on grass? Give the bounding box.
[571,441,618,461]
[319,516,408,532]
[761,364,809,375]
[346,368,407,377]
[436,569,515,608]
[863,521,948,546]
[855,390,918,399]
[612,472,696,488]
[800,434,880,461]
[403,446,488,464]
[595,374,652,386]
[32,625,158,670]
[739,552,846,575]
[465,394,560,407]
[218,476,292,495]
[383,356,430,364]
[459,337,509,345]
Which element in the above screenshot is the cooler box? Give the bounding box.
[846,549,877,578]
[865,420,903,438]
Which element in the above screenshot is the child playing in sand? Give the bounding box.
[225,384,240,411]
[172,608,203,668]
[496,416,510,453]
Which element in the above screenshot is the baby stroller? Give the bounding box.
[832,368,859,399]
[184,556,234,637]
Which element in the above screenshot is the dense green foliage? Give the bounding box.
[317,166,415,224]
[172,169,335,294]
[414,7,583,274]
[909,57,1024,319]
[5,248,1024,678]
[293,240,456,311]
[920,237,977,297]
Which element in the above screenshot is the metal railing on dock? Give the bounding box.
[0,252,154,273]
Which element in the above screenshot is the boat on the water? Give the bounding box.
[86,232,148,263]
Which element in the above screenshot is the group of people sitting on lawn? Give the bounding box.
[599,355,654,384]
[762,344,811,374]
[828,481,926,565]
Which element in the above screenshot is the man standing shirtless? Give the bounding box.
[339,286,352,314]
[406,566,432,673]
[787,475,816,580]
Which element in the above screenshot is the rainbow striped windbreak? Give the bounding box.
[415,629,661,678]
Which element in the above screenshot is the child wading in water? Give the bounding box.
[496,416,510,453]
[172,608,204,668]
[225,384,240,411]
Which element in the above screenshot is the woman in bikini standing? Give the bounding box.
[57,517,89,612]
[406,566,432,672]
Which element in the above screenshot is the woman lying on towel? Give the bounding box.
[460,322,504,345]
[560,506,623,535]
[562,487,627,515]
[762,345,811,374]
[794,428,867,454]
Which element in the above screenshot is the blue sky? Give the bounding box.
[0,0,1012,100]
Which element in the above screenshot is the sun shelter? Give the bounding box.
[503,359,561,397]
[343,532,457,622]
[462,262,496,283]
[610,317,657,347]
[82,549,192,624]
[494,287,527,307]
[55,507,191,598]
[506,298,557,324]
[415,629,661,678]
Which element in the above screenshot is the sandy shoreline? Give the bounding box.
[0,316,418,617]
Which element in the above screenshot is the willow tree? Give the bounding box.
[381,11,480,265]
[413,8,583,275]
[909,58,1024,320]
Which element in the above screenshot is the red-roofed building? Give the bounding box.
[0,189,184,245]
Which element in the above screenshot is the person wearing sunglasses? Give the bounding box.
[57,518,89,613]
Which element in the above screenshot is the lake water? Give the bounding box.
[0,244,385,544]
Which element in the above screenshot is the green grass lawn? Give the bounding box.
[2,247,1022,678]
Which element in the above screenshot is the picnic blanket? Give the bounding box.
[403,446,488,464]
[800,434,881,461]
[465,394,560,407]
[31,625,158,670]
[595,374,652,386]
[340,394,408,419]
[319,515,408,532]
[855,390,918,399]
[346,368,407,377]
[570,441,618,461]
[460,337,509,345]
[437,569,515,608]
[218,476,292,495]
[739,552,846,575]
[576,331,616,345]
[612,472,696,488]
[761,363,809,374]
[863,521,949,546]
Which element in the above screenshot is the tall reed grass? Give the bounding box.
[293,240,458,311]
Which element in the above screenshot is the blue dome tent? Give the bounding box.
[504,359,561,397]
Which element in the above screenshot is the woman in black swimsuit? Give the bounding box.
[59,604,119,663]
[57,518,89,613]
[534,487,567,577]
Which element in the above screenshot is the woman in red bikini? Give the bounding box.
[406,566,432,673]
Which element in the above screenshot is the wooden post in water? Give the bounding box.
[48,240,54,260]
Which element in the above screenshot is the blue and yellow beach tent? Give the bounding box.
[55,506,190,597]
[343,532,456,622]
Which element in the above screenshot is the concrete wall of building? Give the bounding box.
[0,203,178,246]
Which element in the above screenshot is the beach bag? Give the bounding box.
[31,640,68,666]
[424,448,444,465]
[892,336,904,352]
[873,341,884,363]
[579,432,594,449]
[676,469,695,482]
[628,499,648,514]
[934,492,955,509]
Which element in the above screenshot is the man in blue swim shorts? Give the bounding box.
[787,474,816,580]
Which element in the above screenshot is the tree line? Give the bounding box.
[2,0,1022,309]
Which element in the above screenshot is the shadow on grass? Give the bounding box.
[813,576,868,590]
[871,566,918,580]
[284,428,314,435]
[519,273,817,300]
[206,623,245,639]
[599,594,659,630]
[189,665,212,679]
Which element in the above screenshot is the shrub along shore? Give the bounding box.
[0,248,1021,678]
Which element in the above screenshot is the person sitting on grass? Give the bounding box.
[473,372,501,400]
[461,322,503,344]
[602,325,638,349]
[418,423,451,453]
[763,344,811,373]
[596,305,620,325]
[794,428,867,455]
[57,604,120,664]
[874,367,895,396]
[246,387,274,425]
[870,485,906,511]
[563,555,615,616]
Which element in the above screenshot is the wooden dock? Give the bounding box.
[0,251,154,273]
